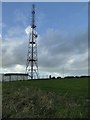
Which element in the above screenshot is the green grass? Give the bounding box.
[0,82,2,95]
[2,77,89,118]
[0,82,2,119]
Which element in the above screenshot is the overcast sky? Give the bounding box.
[1,2,88,77]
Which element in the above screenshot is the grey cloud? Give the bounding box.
[41,29,87,55]
[2,25,28,68]
[13,40,28,65]
[38,29,88,74]
[2,37,28,68]
[2,27,88,76]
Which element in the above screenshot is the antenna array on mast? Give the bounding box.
[26,4,39,79]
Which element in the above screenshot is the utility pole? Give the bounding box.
[26,4,38,79]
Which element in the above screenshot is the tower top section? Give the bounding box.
[32,4,35,14]
[31,4,36,29]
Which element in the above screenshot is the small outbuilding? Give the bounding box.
[2,73,28,81]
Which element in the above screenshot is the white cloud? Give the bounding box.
[2,24,28,72]
[2,65,25,73]
[25,26,32,35]
[14,64,25,72]
[0,34,1,39]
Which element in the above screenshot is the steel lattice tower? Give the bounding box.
[26,4,38,79]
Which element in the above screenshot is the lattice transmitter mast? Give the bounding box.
[26,4,38,79]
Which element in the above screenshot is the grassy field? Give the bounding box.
[2,77,89,118]
[0,82,2,119]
